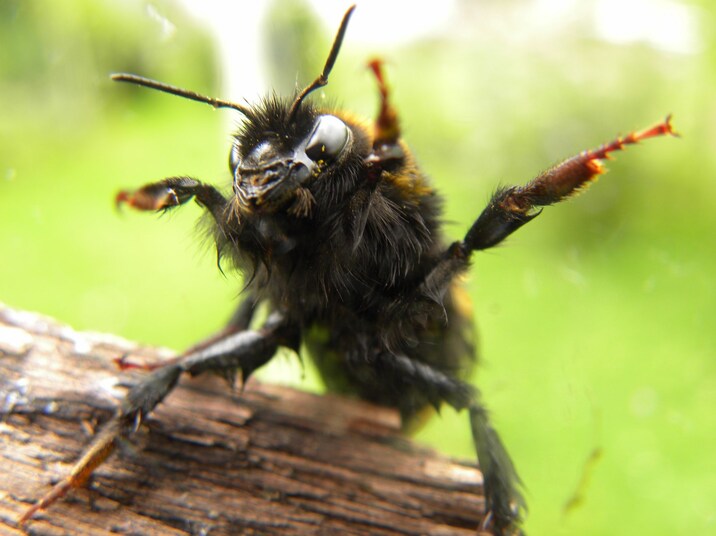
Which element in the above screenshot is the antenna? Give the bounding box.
[287,5,356,122]
[110,73,252,116]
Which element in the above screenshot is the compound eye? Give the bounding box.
[305,115,349,162]
[229,141,241,172]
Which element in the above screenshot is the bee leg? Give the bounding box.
[116,176,228,222]
[469,403,524,536]
[378,352,524,535]
[364,58,406,174]
[19,312,296,526]
[414,116,677,298]
[463,115,676,253]
[181,312,297,382]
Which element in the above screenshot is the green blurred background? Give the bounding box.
[1,0,714,534]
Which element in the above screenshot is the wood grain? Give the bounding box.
[0,305,487,535]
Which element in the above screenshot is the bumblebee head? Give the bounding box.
[229,105,354,214]
[111,5,356,217]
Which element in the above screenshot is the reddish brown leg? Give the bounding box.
[463,115,677,252]
[116,176,228,222]
[364,58,405,173]
[393,116,677,355]
[416,116,677,299]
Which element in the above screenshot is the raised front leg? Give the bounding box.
[464,116,676,252]
[419,116,677,299]
[19,313,298,525]
[116,176,228,222]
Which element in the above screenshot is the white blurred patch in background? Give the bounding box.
[593,0,700,54]
[167,0,699,102]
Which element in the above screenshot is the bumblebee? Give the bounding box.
[20,6,675,534]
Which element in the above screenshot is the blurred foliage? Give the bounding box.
[264,0,326,94]
[1,1,714,535]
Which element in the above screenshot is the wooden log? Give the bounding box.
[0,305,487,535]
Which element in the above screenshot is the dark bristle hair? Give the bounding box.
[236,95,319,158]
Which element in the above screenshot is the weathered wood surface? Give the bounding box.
[0,305,486,535]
